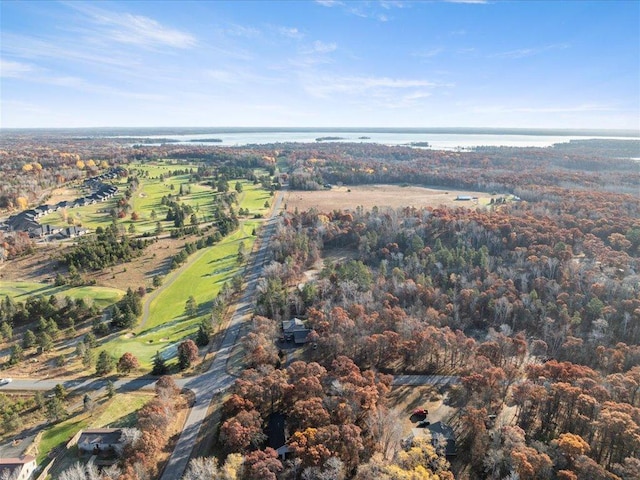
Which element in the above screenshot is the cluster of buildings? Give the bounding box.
[1,167,123,239]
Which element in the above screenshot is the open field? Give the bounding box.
[2,163,273,371]
[283,184,493,212]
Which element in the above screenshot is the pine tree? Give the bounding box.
[152,351,168,375]
[196,323,210,347]
[95,350,115,376]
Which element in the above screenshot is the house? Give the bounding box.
[58,226,87,238]
[455,195,473,201]
[409,421,457,457]
[0,455,37,480]
[76,428,123,456]
[282,318,311,344]
[266,413,291,460]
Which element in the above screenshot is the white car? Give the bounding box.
[0,378,12,385]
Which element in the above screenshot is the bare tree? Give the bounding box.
[58,462,100,480]
[182,457,219,479]
[367,406,404,460]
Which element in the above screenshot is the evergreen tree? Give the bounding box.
[8,344,23,365]
[22,329,36,349]
[95,350,115,376]
[45,396,67,422]
[185,296,198,317]
[152,351,168,375]
[196,322,210,347]
[106,380,116,398]
[83,393,95,412]
[37,331,53,352]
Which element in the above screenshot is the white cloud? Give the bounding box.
[315,0,343,6]
[315,0,401,21]
[413,48,444,58]
[65,3,196,49]
[301,41,338,55]
[472,104,616,114]
[206,70,236,83]
[303,74,451,99]
[224,24,261,38]
[277,26,304,39]
[0,59,35,78]
[445,0,488,4]
[492,43,570,59]
[380,1,406,9]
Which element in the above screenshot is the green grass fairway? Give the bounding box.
[105,223,257,367]
[95,169,272,368]
[0,282,124,307]
[236,182,274,216]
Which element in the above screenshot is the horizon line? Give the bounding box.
[2,126,639,137]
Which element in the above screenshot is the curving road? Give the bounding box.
[158,192,284,480]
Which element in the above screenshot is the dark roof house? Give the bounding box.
[77,428,123,456]
[282,318,311,344]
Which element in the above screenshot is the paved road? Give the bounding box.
[0,375,175,393]
[158,192,284,480]
[0,372,458,394]
[392,374,460,386]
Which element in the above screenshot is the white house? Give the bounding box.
[0,456,37,480]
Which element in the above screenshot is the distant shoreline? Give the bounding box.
[2,126,639,138]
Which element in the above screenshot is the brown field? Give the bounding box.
[283,184,490,213]
[0,235,184,290]
[47,186,80,204]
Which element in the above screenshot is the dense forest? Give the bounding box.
[214,141,639,479]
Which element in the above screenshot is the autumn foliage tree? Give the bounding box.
[117,352,140,374]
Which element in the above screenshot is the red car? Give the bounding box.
[412,408,428,416]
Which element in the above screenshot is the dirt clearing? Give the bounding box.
[388,385,457,438]
[283,184,490,213]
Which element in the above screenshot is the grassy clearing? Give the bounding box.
[237,182,273,214]
[0,282,124,307]
[92,392,154,428]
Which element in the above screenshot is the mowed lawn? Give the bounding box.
[0,281,124,308]
[103,180,273,367]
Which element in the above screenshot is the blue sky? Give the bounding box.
[1,0,638,129]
